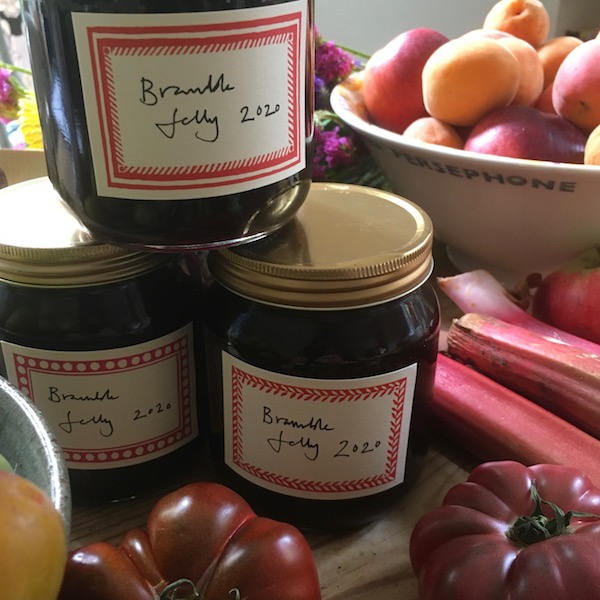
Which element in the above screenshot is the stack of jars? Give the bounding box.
[5,0,439,530]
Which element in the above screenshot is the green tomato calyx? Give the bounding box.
[507,479,599,546]
[159,578,242,600]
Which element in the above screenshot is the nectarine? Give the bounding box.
[464,104,586,163]
[361,28,448,134]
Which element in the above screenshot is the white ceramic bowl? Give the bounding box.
[0,376,71,535]
[331,77,600,276]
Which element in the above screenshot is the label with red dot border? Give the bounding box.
[1,323,197,470]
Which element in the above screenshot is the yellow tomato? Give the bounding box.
[0,471,67,599]
[0,451,12,472]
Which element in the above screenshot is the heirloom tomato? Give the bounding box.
[410,461,600,600]
[58,481,321,600]
[0,470,67,600]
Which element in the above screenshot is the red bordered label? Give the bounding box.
[72,1,308,200]
[1,324,197,470]
[222,353,417,500]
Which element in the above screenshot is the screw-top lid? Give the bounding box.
[208,182,434,308]
[0,177,169,286]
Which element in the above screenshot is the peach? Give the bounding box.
[362,28,449,134]
[402,117,464,149]
[497,36,544,105]
[422,37,520,126]
[584,124,600,165]
[553,39,600,133]
[537,36,584,88]
[483,0,550,48]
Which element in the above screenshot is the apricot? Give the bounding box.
[483,0,550,48]
[422,37,520,127]
[402,117,464,149]
[537,36,584,88]
[460,28,512,41]
[553,39,600,133]
[535,83,557,114]
[497,36,544,106]
[585,124,600,165]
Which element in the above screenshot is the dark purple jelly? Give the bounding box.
[21,0,314,249]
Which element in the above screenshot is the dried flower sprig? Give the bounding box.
[313,31,387,188]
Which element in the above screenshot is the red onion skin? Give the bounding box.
[438,269,600,356]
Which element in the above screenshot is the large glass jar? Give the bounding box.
[201,182,440,531]
[0,178,206,504]
[21,0,314,250]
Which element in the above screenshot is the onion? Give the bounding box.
[437,269,600,356]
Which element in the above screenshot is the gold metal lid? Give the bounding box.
[208,182,434,308]
[0,177,169,286]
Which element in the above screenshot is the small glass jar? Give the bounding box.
[21,0,314,250]
[0,177,205,504]
[201,182,440,531]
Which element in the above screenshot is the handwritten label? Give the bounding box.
[1,324,197,470]
[222,353,416,500]
[72,2,308,200]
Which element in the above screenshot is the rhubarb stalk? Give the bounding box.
[446,313,600,439]
[438,270,600,356]
[432,353,600,490]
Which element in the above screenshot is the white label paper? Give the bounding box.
[2,324,197,469]
[72,1,307,199]
[222,353,417,500]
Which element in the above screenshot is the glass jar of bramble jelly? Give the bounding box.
[21,0,314,250]
[201,182,440,530]
[0,178,204,504]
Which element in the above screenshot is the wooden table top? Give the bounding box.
[68,242,474,599]
[69,438,475,599]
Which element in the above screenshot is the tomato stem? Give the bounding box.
[507,479,599,546]
[159,578,201,600]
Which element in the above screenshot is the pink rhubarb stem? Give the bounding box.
[432,353,600,490]
[447,313,600,439]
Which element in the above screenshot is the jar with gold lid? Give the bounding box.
[0,177,204,503]
[201,182,440,531]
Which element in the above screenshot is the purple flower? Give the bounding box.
[315,39,358,91]
[314,75,331,110]
[313,121,359,181]
[311,34,385,187]
[0,67,24,124]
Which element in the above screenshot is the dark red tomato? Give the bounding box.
[410,461,600,600]
[58,481,321,600]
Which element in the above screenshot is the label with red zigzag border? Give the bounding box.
[72,1,308,200]
[222,352,417,500]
